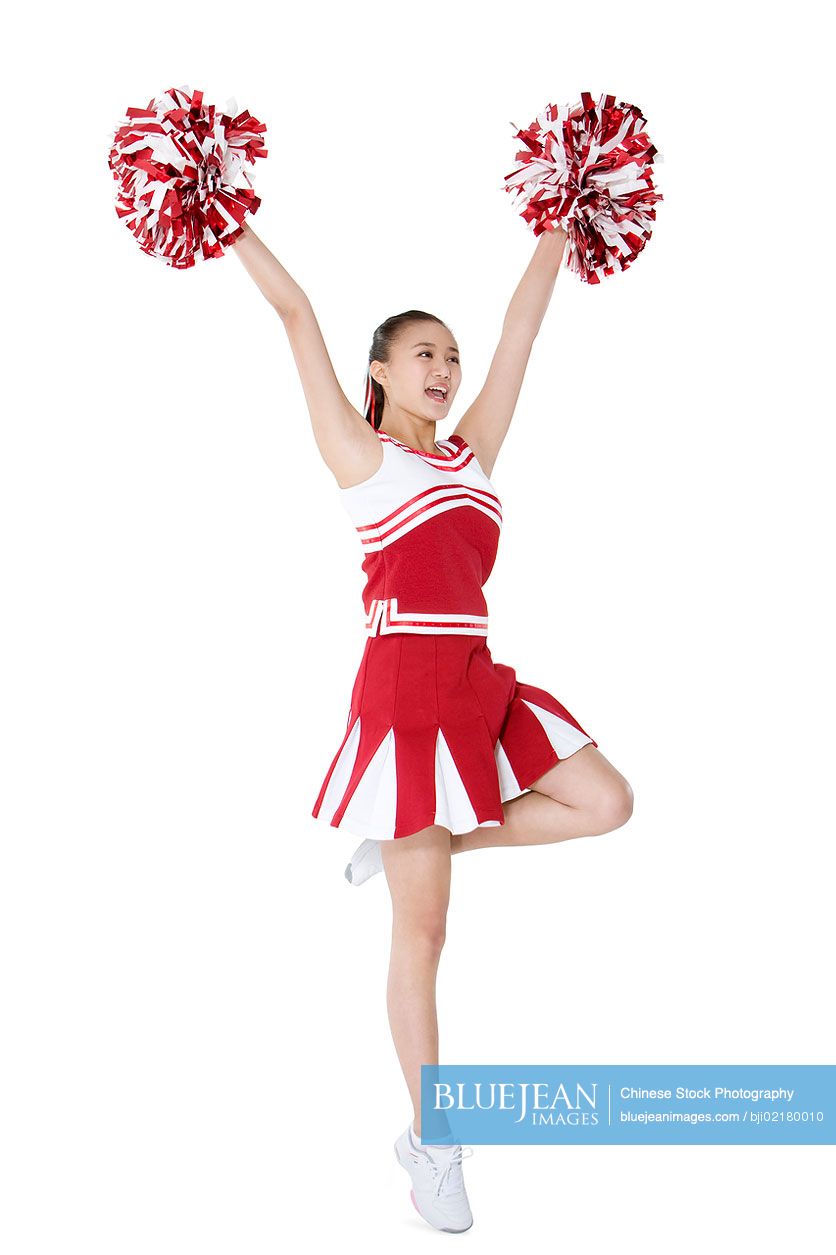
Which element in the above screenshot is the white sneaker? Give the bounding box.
[344,838,383,886]
[394,1122,474,1232]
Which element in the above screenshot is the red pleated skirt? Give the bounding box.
[311,633,598,841]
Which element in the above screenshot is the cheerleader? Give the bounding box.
[231,221,634,1232]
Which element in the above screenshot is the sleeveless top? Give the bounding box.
[337,431,503,636]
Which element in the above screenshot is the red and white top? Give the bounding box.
[338,432,503,636]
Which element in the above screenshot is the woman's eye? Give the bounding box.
[419,351,459,363]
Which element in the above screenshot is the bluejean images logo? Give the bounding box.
[433,1078,599,1127]
[420,1065,836,1145]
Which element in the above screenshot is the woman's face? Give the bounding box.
[374,322,462,421]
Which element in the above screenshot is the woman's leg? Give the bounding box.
[451,744,633,854]
[380,824,452,1139]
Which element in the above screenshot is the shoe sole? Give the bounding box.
[345,840,383,887]
[345,856,376,886]
[394,1145,473,1233]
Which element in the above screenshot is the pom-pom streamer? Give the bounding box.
[504,91,663,283]
[107,84,268,268]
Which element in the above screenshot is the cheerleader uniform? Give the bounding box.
[311,431,597,841]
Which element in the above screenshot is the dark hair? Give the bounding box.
[364,310,453,430]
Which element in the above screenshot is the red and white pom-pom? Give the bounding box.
[107,84,268,269]
[504,91,663,284]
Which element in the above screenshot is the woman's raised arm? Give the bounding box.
[230,223,381,487]
[453,226,568,478]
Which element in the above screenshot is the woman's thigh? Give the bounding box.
[527,744,634,820]
[381,824,453,925]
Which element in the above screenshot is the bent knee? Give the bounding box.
[591,779,634,833]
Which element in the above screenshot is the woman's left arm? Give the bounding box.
[453,226,568,477]
[503,225,568,338]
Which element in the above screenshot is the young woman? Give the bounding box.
[231,221,634,1233]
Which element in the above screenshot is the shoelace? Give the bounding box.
[428,1145,474,1199]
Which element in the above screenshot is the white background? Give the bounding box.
[2,1,833,1250]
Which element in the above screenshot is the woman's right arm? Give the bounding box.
[229,222,381,487]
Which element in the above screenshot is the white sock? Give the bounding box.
[412,1121,450,1150]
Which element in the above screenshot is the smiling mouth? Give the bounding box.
[425,388,448,403]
